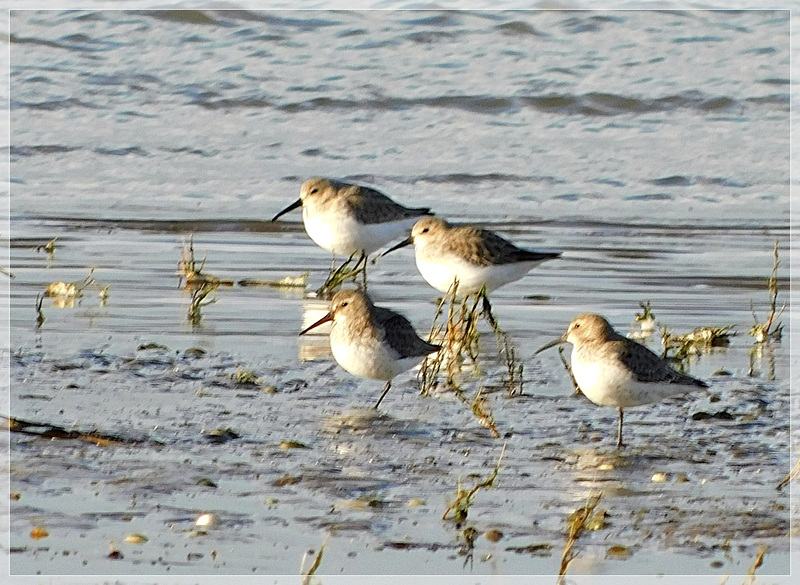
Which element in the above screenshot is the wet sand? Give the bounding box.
[6,8,792,583]
[8,217,792,578]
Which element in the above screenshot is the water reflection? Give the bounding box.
[49,296,76,309]
[566,447,630,495]
[321,407,387,434]
[748,341,777,381]
[299,298,332,362]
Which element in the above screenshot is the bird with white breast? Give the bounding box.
[382,216,561,296]
[300,289,441,409]
[273,178,432,272]
[535,313,709,447]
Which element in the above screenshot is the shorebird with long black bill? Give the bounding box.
[383,215,561,318]
[272,178,432,287]
[535,313,709,447]
[299,289,441,409]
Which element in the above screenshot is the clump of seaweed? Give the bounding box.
[179,236,227,325]
[628,300,657,341]
[231,367,261,386]
[98,284,110,305]
[747,245,784,378]
[4,415,147,447]
[202,427,239,444]
[443,290,483,388]
[316,252,367,297]
[557,344,581,394]
[748,338,777,380]
[558,493,604,581]
[34,236,58,258]
[661,324,736,362]
[417,281,522,433]
[188,283,217,325]
[44,268,97,298]
[635,300,656,329]
[43,268,110,309]
[178,235,234,289]
[417,282,509,435]
[749,241,785,343]
[442,442,505,524]
[544,318,580,394]
[417,280,481,398]
[457,525,478,569]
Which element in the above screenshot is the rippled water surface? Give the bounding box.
[7,9,792,583]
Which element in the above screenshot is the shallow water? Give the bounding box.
[6,8,793,583]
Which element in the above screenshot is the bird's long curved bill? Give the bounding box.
[299,312,333,336]
[271,198,302,222]
[534,333,567,355]
[381,236,413,257]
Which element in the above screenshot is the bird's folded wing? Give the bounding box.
[617,339,708,387]
[345,185,430,224]
[376,310,441,358]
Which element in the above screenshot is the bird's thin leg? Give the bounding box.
[329,253,336,273]
[374,381,391,409]
[480,291,497,329]
[352,251,365,271]
[357,251,368,288]
[616,408,625,448]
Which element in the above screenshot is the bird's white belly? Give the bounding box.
[571,353,693,408]
[415,256,533,294]
[304,211,417,256]
[330,329,419,382]
[571,358,632,407]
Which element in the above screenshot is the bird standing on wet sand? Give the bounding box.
[272,178,432,275]
[535,313,709,447]
[382,216,561,296]
[299,289,441,409]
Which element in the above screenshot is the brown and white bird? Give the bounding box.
[273,178,432,262]
[535,313,708,447]
[383,216,560,295]
[300,289,441,408]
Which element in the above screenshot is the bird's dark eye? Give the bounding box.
[574,323,580,328]
[310,188,319,195]
[341,301,348,307]
[422,228,429,233]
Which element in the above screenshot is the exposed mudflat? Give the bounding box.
[8,219,792,578]
[6,7,793,584]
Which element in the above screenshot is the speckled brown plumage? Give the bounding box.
[306,178,431,225]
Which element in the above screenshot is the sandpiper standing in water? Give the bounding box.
[272,178,432,279]
[382,216,561,296]
[535,313,709,447]
[300,289,441,408]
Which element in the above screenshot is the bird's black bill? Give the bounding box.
[299,312,333,335]
[271,198,302,222]
[381,236,413,257]
[534,334,567,355]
